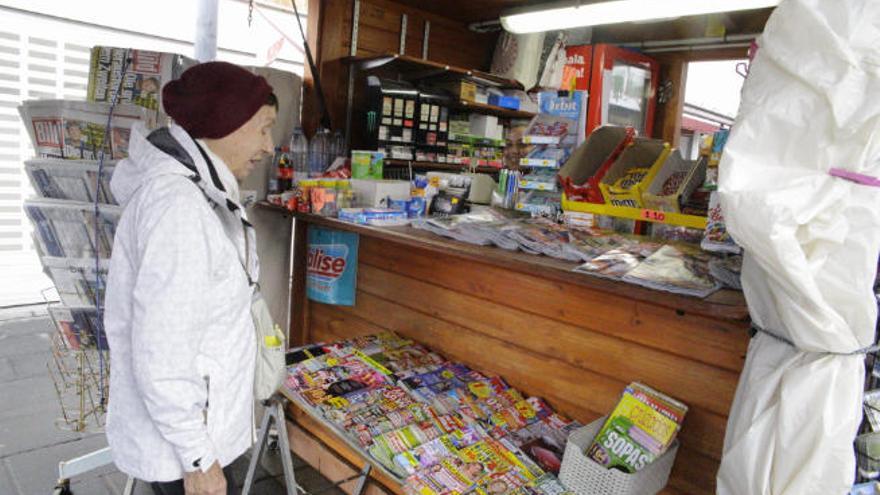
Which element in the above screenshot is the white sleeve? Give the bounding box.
[129,191,218,472]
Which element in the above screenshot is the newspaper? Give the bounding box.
[18,99,147,160]
[42,257,110,307]
[49,305,108,351]
[24,199,121,259]
[87,46,196,126]
[25,159,116,204]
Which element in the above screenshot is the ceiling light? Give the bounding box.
[500,0,781,34]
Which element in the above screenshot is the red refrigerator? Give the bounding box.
[565,44,659,138]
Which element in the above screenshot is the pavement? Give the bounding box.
[0,305,342,495]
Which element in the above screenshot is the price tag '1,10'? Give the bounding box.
[641,209,667,222]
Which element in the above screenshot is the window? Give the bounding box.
[0,0,306,305]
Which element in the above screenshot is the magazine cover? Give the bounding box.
[25,159,117,204]
[622,243,721,298]
[87,46,196,126]
[42,257,110,307]
[586,383,686,473]
[18,100,146,160]
[533,91,587,148]
[49,305,108,350]
[24,200,121,259]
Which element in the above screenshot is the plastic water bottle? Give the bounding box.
[289,128,309,181]
[330,130,346,161]
[309,127,330,177]
[267,147,281,195]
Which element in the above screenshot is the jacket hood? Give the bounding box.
[110,123,241,212]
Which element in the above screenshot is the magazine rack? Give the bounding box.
[559,416,678,495]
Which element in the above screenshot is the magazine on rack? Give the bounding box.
[25,159,117,204]
[49,305,108,350]
[24,199,121,259]
[18,100,146,160]
[87,46,196,125]
[42,257,110,307]
[284,331,579,492]
[622,243,721,298]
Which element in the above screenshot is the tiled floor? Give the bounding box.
[0,305,340,495]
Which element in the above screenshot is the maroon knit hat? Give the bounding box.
[162,61,273,139]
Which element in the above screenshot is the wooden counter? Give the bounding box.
[279,209,751,495]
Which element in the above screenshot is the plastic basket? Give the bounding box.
[642,152,706,213]
[559,126,635,204]
[559,416,679,495]
[598,139,670,209]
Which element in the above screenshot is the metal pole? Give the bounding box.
[195,0,219,62]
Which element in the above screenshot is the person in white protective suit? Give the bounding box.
[103,61,277,495]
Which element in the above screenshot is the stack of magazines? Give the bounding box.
[410,208,731,298]
[586,382,687,473]
[284,332,582,495]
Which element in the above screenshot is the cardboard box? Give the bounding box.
[350,179,411,208]
[599,138,670,208]
[438,81,477,102]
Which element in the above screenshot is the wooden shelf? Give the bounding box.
[384,159,501,174]
[341,53,524,90]
[450,99,535,119]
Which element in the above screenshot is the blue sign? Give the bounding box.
[306,227,359,306]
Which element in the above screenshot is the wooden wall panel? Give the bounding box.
[302,0,498,135]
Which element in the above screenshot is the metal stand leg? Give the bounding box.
[243,397,289,495]
[242,393,374,495]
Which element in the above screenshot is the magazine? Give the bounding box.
[394,427,485,476]
[24,200,121,259]
[709,254,743,290]
[18,100,147,160]
[573,242,660,280]
[42,257,110,307]
[25,159,117,204]
[701,192,742,254]
[865,390,880,432]
[586,382,687,473]
[87,46,196,126]
[622,244,721,298]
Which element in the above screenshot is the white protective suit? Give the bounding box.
[104,122,258,482]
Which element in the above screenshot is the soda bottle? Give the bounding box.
[278,146,292,191]
[289,128,309,181]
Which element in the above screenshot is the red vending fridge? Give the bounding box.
[564,44,659,138]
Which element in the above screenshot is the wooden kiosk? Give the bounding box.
[279,1,769,493]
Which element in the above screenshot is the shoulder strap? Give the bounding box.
[146,127,256,287]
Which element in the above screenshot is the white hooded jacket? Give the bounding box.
[104,122,258,482]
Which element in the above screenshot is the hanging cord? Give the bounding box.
[750,323,880,356]
[289,0,332,130]
[93,49,132,408]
